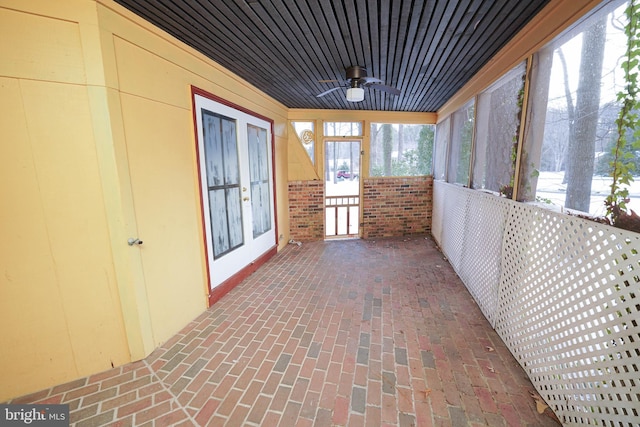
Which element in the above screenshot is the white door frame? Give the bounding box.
[192,88,277,295]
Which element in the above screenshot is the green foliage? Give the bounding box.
[595,124,640,175]
[416,125,435,175]
[606,0,640,223]
[501,75,526,198]
[535,195,553,205]
[370,149,424,177]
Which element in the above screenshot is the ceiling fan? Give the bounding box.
[316,66,400,102]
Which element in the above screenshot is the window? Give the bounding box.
[291,121,315,164]
[433,118,450,181]
[448,100,475,185]
[518,0,630,215]
[473,62,526,194]
[324,121,362,136]
[369,123,435,177]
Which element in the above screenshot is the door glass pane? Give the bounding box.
[203,112,224,186]
[248,124,272,238]
[202,110,243,258]
[223,119,239,185]
[226,187,243,248]
[209,189,229,257]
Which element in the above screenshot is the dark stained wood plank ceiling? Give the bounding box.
[113,0,551,112]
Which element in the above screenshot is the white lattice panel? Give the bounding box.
[434,185,640,427]
[496,205,640,426]
[458,192,510,327]
[432,181,446,245]
[439,184,469,272]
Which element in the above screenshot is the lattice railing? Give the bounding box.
[433,181,640,426]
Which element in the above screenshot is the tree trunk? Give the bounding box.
[564,17,606,212]
[383,124,393,175]
[370,124,380,167]
[398,124,404,160]
[557,49,575,184]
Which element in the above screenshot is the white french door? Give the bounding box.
[194,94,275,290]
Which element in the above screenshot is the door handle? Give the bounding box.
[127,238,143,246]
[243,197,250,202]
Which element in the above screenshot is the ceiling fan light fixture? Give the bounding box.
[346,87,364,102]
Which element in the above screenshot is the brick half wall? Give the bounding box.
[362,176,433,239]
[288,180,325,242]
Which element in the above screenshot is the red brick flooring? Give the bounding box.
[9,236,560,426]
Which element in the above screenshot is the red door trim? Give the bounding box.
[207,245,277,306]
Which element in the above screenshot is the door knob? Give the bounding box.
[243,197,250,202]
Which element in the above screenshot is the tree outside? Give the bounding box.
[531,2,639,215]
[370,123,435,177]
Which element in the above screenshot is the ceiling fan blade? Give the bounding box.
[316,86,343,97]
[362,76,383,84]
[368,83,401,96]
[318,79,341,83]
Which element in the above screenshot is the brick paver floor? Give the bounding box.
[8,236,560,426]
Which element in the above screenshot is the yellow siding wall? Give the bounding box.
[0,0,290,401]
[0,3,130,400]
[99,1,291,347]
